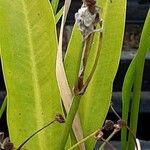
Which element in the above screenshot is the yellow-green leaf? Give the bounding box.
[0,1,63,149]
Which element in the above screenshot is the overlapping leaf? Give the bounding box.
[65,0,126,149]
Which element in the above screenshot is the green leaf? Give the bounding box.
[55,7,64,24]
[51,0,59,15]
[64,25,83,88]
[0,97,7,120]
[126,9,150,150]
[121,57,136,150]
[0,1,63,149]
[65,0,126,149]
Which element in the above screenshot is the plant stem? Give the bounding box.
[62,35,95,149]
[99,130,118,150]
[84,32,102,88]
[126,126,138,150]
[101,138,117,150]
[0,97,7,119]
[70,129,79,149]
[60,96,81,149]
[68,129,100,150]
[75,35,93,92]
[110,105,121,120]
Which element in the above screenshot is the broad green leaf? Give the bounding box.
[125,10,150,150]
[0,1,63,149]
[65,0,126,149]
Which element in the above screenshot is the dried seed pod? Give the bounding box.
[104,120,115,131]
[55,114,65,123]
[114,124,121,131]
[117,119,127,128]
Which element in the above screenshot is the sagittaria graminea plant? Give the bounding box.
[0,0,127,149]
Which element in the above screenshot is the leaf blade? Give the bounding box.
[0,1,63,149]
[51,0,60,15]
[127,9,150,150]
[55,7,64,24]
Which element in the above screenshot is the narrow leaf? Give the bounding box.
[127,9,150,150]
[55,7,64,24]
[64,25,83,88]
[51,0,60,15]
[121,57,136,150]
[0,97,7,120]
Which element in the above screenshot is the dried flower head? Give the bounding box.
[75,0,102,39]
[55,114,65,123]
[104,120,115,131]
[83,0,97,14]
[117,119,127,128]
